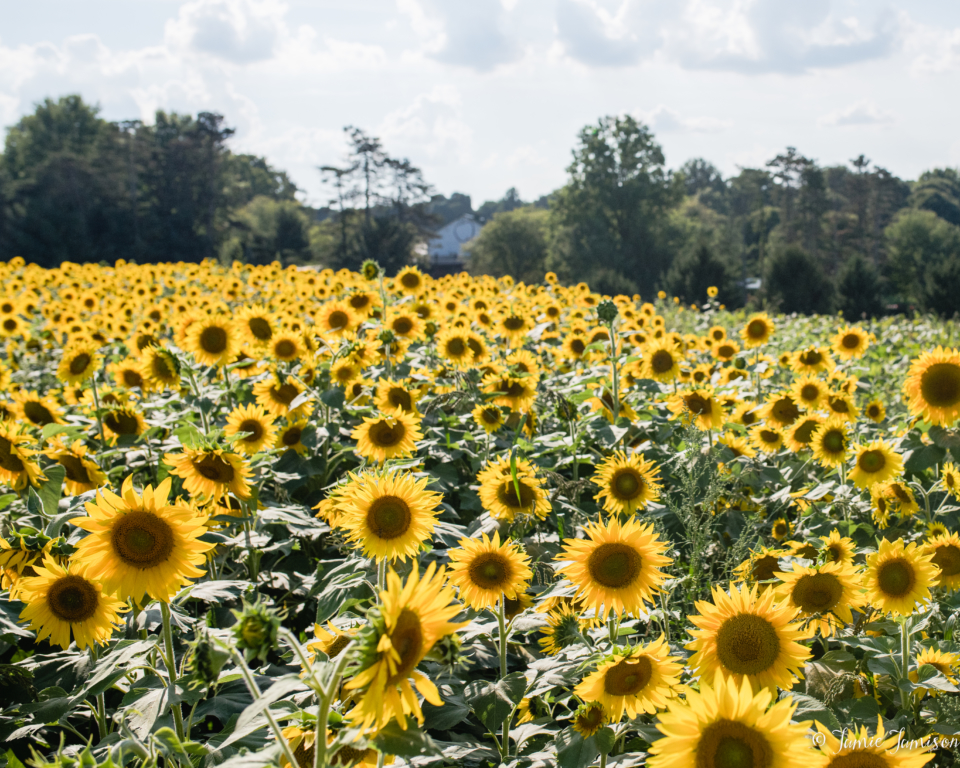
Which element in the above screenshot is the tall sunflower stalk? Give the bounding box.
[597,300,620,437]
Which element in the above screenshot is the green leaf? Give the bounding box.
[0,494,18,511]
[421,689,470,731]
[372,721,442,758]
[37,464,66,518]
[594,727,616,756]
[320,388,345,409]
[464,671,527,733]
[785,692,841,731]
[555,729,599,768]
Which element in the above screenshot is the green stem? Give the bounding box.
[608,610,618,647]
[160,602,187,742]
[185,367,211,432]
[498,597,511,760]
[659,590,671,645]
[377,558,387,602]
[90,645,108,740]
[608,319,619,433]
[312,644,353,768]
[90,372,106,455]
[900,618,911,713]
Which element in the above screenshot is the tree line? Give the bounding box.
[2,96,960,316]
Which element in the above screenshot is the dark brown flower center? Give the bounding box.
[715,614,780,675]
[587,542,641,588]
[200,326,228,354]
[47,574,99,622]
[111,510,175,567]
[366,496,411,539]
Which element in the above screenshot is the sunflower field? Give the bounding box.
[5,257,960,768]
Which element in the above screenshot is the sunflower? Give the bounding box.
[864,399,886,423]
[557,517,673,617]
[820,530,856,566]
[648,672,820,768]
[269,333,305,363]
[774,561,865,637]
[344,562,464,732]
[731,402,762,427]
[739,313,775,348]
[587,384,638,424]
[57,342,101,385]
[375,379,420,415]
[790,375,826,410]
[749,424,783,453]
[306,621,358,663]
[0,536,53,596]
[943,462,960,500]
[351,410,422,464]
[784,415,822,453]
[923,531,960,590]
[497,312,530,344]
[712,339,740,362]
[666,388,725,431]
[476,455,549,521]
[109,357,146,390]
[762,392,800,428]
[447,532,533,611]
[253,375,309,418]
[810,417,850,468]
[389,312,424,342]
[338,471,441,563]
[687,582,810,692]
[436,328,475,367]
[539,603,587,655]
[643,338,684,382]
[571,702,608,738]
[275,418,309,455]
[101,406,147,444]
[574,637,681,720]
[18,558,125,650]
[882,481,921,517]
[904,346,960,426]
[910,647,959,697]
[224,403,277,454]
[863,538,937,616]
[184,315,240,367]
[139,345,181,392]
[44,438,106,496]
[11,390,63,427]
[832,325,871,360]
[719,431,757,459]
[849,440,904,489]
[164,448,252,502]
[471,404,504,434]
[70,475,214,602]
[791,346,834,376]
[825,392,858,421]
[812,718,933,768]
[235,305,277,346]
[0,427,45,490]
[733,547,786,591]
[316,300,358,337]
[591,451,662,514]
[395,266,425,295]
[483,373,538,412]
[769,517,792,542]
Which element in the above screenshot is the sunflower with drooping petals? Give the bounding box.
[539,603,587,655]
[351,410,422,464]
[849,439,903,489]
[344,562,465,732]
[591,450,662,515]
[70,475,214,602]
[338,471,441,563]
[648,671,820,768]
[447,531,532,611]
[164,448,252,502]
[686,582,811,692]
[11,390,63,427]
[733,546,786,591]
[791,346,834,376]
[1,537,54,596]
[904,346,960,426]
[306,621,358,663]
[557,517,673,617]
[774,561,865,637]
[18,558,126,650]
[924,531,960,590]
[574,636,681,720]
[101,406,147,444]
[253,375,309,418]
[571,701,607,737]
[666,387,725,431]
[139,345,181,392]
[863,538,936,616]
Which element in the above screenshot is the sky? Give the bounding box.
[2,0,959,208]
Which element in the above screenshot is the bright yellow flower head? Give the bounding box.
[863,538,937,616]
[447,531,532,611]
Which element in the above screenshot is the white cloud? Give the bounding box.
[818,100,895,127]
[164,0,286,63]
[378,86,473,165]
[636,105,733,134]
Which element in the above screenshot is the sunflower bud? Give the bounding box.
[426,632,467,674]
[378,329,396,346]
[188,629,229,689]
[596,300,618,325]
[360,260,381,281]
[555,396,578,423]
[734,356,747,370]
[231,599,282,663]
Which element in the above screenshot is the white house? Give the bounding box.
[427,213,483,268]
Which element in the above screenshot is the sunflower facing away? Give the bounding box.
[447,531,533,611]
[647,671,817,768]
[903,346,960,426]
[18,557,125,650]
[863,538,937,616]
[344,562,465,732]
[925,531,960,590]
[306,621,358,664]
[70,475,214,602]
[538,603,587,655]
[557,517,673,617]
[774,561,865,637]
[686,582,811,692]
[164,447,252,502]
[351,410,423,464]
[849,440,904,490]
[338,470,442,563]
[591,451,662,515]
[571,701,608,738]
[574,636,681,720]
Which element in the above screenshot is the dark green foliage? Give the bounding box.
[910,168,960,227]
[465,207,548,284]
[923,256,960,317]
[765,245,833,314]
[665,242,742,306]
[836,255,883,319]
